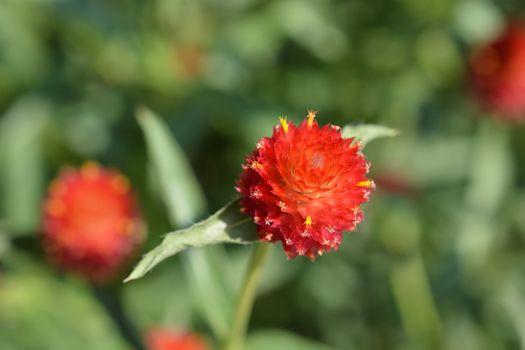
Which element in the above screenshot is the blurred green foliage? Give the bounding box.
[2,0,525,349]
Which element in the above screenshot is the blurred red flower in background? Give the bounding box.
[470,23,525,120]
[145,328,209,350]
[42,162,144,283]
[236,112,373,260]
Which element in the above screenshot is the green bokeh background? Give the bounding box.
[2,0,525,349]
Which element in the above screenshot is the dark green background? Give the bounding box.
[2,0,525,349]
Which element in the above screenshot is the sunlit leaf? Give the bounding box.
[0,97,50,235]
[272,0,348,61]
[0,230,10,259]
[341,124,398,147]
[456,118,512,271]
[183,247,236,338]
[246,330,336,350]
[123,263,193,329]
[136,106,206,226]
[0,253,128,350]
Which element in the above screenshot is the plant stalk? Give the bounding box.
[223,243,271,350]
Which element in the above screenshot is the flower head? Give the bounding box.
[236,112,373,260]
[42,162,144,282]
[469,23,525,120]
[145,328,209,350]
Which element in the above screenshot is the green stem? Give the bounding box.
[224,243,271,350]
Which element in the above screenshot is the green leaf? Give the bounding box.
[0,230,10,259]
[183,247,236,338]
[456,118,513,270]
[341,123,398,147]
[246,330,336,350]
[136,106,206,226]
[123,263,193,330]
[0,253,128,350]
[0,96,50,235]
[125,200,257,282]
[136,106,239,338]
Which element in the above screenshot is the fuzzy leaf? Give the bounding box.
[342,123,398,146]
[125,200,257,282]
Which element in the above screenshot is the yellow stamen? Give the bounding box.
[81,161,100,180]
[307,110,317,127]
[350,141,361,151]
[304,215,312,228]
[279,116,289,133]
[250,160,263,170]
[357,179,374,188]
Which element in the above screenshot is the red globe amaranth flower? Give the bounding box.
[42,162,144,282]
[470,23,525,120]
[145,328,209,350]
[236,111,373,260]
